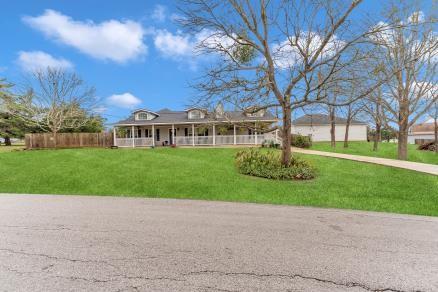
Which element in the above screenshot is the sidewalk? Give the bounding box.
[293,148,438,175]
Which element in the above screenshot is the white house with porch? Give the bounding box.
[113,107,279,147]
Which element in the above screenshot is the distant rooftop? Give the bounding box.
[293,114,366,126]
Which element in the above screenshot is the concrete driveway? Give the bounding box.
[0,194,437,292]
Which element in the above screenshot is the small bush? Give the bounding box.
[261,139,280,149]
[235,149,316,180]
[291,134,312,148]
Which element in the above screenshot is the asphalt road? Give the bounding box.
[0,195,437,292]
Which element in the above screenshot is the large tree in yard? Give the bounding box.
[369,1,437,160]
[9,68,98,146]
[179,0,385,165]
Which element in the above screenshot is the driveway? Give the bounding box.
[0,194,437,291]
[292,147,438,175]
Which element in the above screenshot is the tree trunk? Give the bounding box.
[281,106,292,166]
[329,106,336,148]
[434,117,438,154]
[4,136,11,146]
[53,131,58,148]
[343,108,352,148]
[397,122,409,160]
[373,122,381,151]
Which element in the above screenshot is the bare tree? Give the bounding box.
[429,100,438,153]
[179,0,386,165]
[10,68,97,146]
[361,86,387,151]
[369,1,437,160]
[340,102,365,148]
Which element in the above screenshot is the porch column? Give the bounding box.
[172,124,175,145]
[254,122,257,145]
[152,124,155,147]
[192,124,195,146]
[233,124,236,145]
[212,123,216,145]
[113,127,117,146]
[131,125,135,148]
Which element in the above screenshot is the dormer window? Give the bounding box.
[137,112,150,120]
[245,108,265,118]
[188,109,205,119]
[134,110,158,121]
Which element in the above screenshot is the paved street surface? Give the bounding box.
[292,147,438,175]
[0,194,437,292]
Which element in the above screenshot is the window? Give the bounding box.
[197,128,209,136]
[145,129,152,137]
[137,112,149,120]
[188,110,203,119]
[156,129,160,141]
[184,128,189,137]
[137,129,142,138]
[245,109,265,117]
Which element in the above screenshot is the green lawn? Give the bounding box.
[311,141,438,165]
[0,145,25,153]
[0,147,437,216]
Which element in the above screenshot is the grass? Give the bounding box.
[0,145,25,153]
[0,147,437,216]
[311,141,438,165]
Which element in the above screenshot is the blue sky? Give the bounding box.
[0,0,387,125]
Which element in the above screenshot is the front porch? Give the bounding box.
[113,123,278,147]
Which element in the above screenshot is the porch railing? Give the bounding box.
[116,134,271,147]
[175,136,192,145]
[115,138,153,147]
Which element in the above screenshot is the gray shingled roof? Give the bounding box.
[114,108,278,126]
[293,114,366,125]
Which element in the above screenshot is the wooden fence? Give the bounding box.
[25,133,114,149]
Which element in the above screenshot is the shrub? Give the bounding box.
[291,134,312,148]
[261,139,280,149]
[235,149,316,180]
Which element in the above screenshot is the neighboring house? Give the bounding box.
[408,119,437,144]
[291,114,367,142]
[113,107,278,147]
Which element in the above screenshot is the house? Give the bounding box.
[408,118,437,144]
[291,114,367,142]
[113,107,279,147]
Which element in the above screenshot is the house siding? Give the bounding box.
[291,124,367,142]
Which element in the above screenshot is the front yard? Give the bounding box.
[311,141,438,165]
[0,147,437,216]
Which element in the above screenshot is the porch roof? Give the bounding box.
[114,109,278,126]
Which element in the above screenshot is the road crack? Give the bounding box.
[184,270,415,292]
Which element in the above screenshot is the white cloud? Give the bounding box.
[23,9,147,63]
[17,51,73,72]
[153,29,235,68]
[407,11,425,24]
[92,105,108,114]
[151,5,167,22]
[107,93,142,109]
[154,29,194,58]
[272,32,345,69]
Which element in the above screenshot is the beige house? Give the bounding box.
[113,107,279,147]
[408,119,437,144]
[291,114,368,142]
